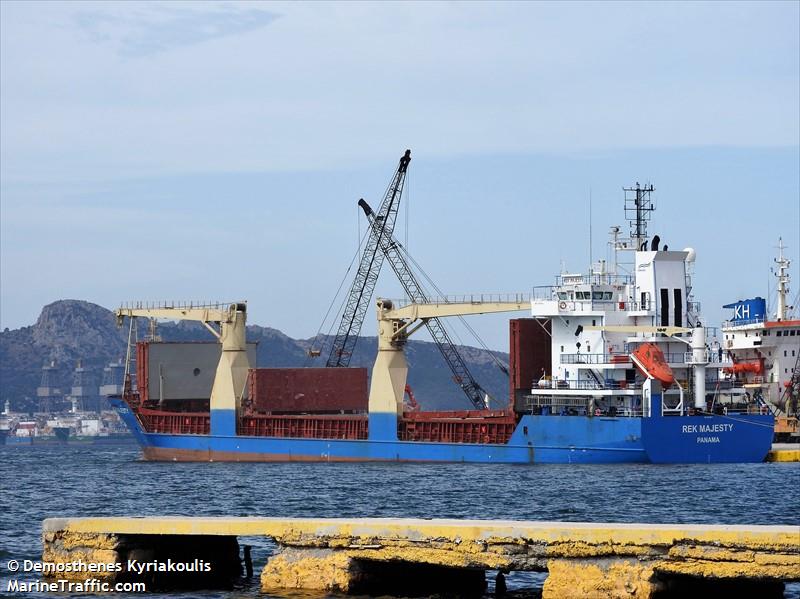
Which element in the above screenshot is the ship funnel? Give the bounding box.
[651,235,660,251]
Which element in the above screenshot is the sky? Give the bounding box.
[1,1,798,352]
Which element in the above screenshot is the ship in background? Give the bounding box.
[0,360,131,446]
[717,239,799,442]
[107,153,774,463]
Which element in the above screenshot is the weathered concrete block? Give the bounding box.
[544,558,661,599]
[261,548,365,593]
[41,530,242,590]
[261,548,487,596]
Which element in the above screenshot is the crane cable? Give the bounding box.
[306,210,373,366]
[394,241,511,376]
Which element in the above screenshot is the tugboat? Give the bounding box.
[109,182,774,463]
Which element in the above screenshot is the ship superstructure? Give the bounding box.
[719,239,799,440]
[528,184,720,418]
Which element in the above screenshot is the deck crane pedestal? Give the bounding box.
[115,302,249,436]
[368,299,529,440]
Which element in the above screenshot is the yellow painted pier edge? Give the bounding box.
[766,447,800,462]
[42,517,800,598]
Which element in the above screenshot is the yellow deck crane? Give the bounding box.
[367,298,529,439]
[115,302,249,436]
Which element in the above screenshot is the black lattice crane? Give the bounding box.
[359,199,493,410]
[326,150,412,368]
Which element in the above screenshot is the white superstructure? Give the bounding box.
[526,184,728,418]
[719,239,799,418]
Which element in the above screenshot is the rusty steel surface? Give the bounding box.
[249,367,368,413]
[239,414,368,439]
[138,408,211,435]
[510,318,551,399]
[136,342,149,403]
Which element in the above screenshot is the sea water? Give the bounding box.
[1,444,798,598]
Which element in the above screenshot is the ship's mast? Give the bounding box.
[775,237,791,321]
[624,183,655,251]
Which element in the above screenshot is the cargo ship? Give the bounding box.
[715,239,799,442]
[109,180,774,463]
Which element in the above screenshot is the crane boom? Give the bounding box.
[326,150,412,367]
[360,199,493,409]
[115,302,250,436]
[368,298,529,423]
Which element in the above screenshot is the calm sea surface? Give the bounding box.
[1,444,798,598]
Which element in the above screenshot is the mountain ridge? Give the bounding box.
[0,300,511,412]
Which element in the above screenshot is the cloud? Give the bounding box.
[73,3,279,57]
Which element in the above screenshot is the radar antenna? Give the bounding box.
[623,183,655,250]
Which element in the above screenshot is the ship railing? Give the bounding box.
[663,352,690,363]
[388,292,531,309]
[535,379,642,391]
[531,292,652,313]
[721,317,766,328]
[681,350,732,365]
[553,273,634,286]
[712,379,768,391]
[118,300,244,311]
[615,300,652,312]
[561,353,631,365]
[523,396,643,417]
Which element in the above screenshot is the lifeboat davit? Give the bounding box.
[631,343,675,388]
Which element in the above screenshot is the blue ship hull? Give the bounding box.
[110,399,774,464]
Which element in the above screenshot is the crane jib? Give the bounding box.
[326,150,412,368]
[361,200,492,411]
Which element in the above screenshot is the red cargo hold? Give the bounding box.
[509,318,551,409]
[248,367,368,413]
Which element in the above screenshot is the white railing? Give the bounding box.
[561,353,631,365]
[531,293,652,313]
[118,300,243,310]
[533,379,642,391]
[387,292,531,309]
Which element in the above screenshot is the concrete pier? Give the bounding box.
[42,517,800,598]
[767,443,800,462]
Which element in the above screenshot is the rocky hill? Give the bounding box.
[0,300,511,412]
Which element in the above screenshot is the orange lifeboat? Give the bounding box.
[631,343,675,388]
[724,360,764,375]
